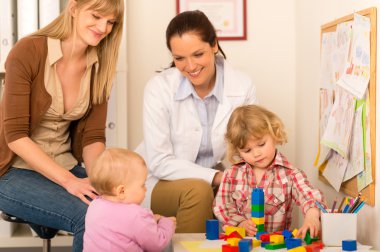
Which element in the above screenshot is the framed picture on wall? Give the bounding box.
[176,0,247,40]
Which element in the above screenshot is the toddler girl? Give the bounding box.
[213,105,325,238]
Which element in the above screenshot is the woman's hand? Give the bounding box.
[64,177,98,205]
[237,219,257,237]
[297,207,321,239]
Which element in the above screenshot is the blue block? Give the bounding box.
[205,219,219,240]
[282,229,293,239]
[285,238,302,249]
[238,239,252,252]
[251,211,264,218]
[251,188,264,205]
[342,240,357,251]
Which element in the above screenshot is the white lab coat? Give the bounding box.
[136,56,257,208]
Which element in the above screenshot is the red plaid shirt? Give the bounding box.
[213,151,325,233]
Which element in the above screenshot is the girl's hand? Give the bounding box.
[238,219,257,237]
[297,207,321,239]
[65,177,98,205]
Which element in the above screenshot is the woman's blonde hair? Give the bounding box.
[89,148,146,195]
[32,0,124,104]
[225,105,287,164]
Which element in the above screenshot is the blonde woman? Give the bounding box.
[0,0,124,251]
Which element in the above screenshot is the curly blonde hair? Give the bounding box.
[225,105,287,164]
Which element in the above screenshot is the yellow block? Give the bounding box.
[252,239,262,247]
[269,234,284,244]
[292,228,298,237]
[226,238,240,246]
[251,217,264,225]
[288,246,307,252]
[225,226,246,238]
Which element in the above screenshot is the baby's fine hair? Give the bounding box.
[225,105,287,163]
[89,148,146,195]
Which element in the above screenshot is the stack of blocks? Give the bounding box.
[207,187,326,251]
[251,188,265,233]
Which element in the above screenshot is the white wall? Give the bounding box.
[127,0,297,164]
[127,0,380,248]
[295,1,380,249]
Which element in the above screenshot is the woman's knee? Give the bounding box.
[179,179,214,206]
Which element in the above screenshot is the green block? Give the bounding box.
[265,242,286,250]
[304,231,319,244]
[251,204,264,212]
[256,224,264,232]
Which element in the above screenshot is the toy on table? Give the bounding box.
[206,187,325,251]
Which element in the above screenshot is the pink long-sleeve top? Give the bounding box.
[84,197,174,252]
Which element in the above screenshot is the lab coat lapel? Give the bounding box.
[212,97,232,130]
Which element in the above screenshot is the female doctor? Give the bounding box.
[137,10,257,232]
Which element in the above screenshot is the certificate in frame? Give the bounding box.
[176,0,247,40]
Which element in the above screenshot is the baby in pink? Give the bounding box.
[83,148,176,252]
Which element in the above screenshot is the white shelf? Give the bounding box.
[0,224,72,248]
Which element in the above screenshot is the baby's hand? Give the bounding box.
[168,216,177,229]
[154,214,162,222]
[238,220,257,237]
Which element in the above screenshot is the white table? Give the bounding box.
[170,233,378,252]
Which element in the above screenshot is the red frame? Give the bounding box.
[176,0,247,40]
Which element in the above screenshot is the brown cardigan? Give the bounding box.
[0,36,108,176]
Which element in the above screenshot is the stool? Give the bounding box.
[1,212,58,252]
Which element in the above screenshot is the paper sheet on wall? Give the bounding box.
[336,13,370,99]
[322,151,348,191]
[357,93,373,191]
[333,21,353,82]
[343,103,364,181]
[320,87,355,158]
[320,32,337,88]
[314,89,334,167]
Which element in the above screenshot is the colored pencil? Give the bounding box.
[316,201,328,213]
[330,198,337,213]
[353,201,365,213]
[337,197,346,213]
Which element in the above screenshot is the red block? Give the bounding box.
[259,234,270,242]
[305,244,321,252]
[311,241,324,249]
[223,231,243,240]
[222,244,239,252]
